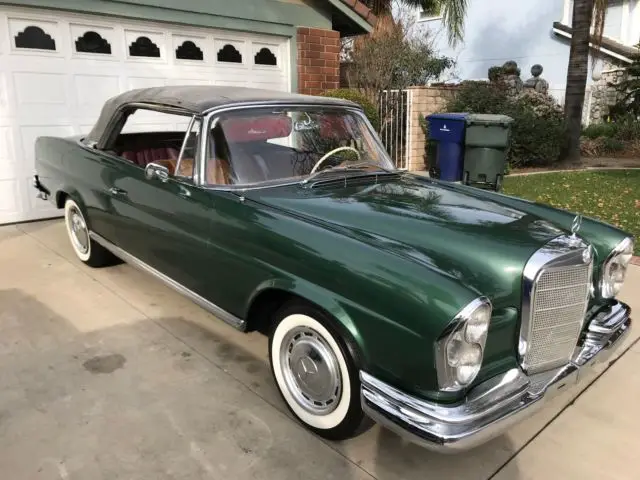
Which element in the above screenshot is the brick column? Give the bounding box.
[406,86,458,171]
[297,27,340,95]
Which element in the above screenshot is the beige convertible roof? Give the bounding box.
[85,85,359,145]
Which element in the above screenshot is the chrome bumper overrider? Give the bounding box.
[360,301,631,453]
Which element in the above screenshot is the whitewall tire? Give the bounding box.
[269,301,364,440]
[63,197,116,268]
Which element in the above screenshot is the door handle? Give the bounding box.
[109,187,127,196]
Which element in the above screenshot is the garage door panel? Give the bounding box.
[166,78,212,86]
[13,72,67,105]
[1,5,291,224]
[127,76,167,90]
[74,74,121,108]
[69,23,118,61]
[0,126,17,181]
[7,17,62,56]
[214,79,248,88]
[0,73,8,112]
[124,29,166,62]
[214,38,247,66]
[172,34,207,63]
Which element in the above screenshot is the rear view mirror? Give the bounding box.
[145,162,170,183]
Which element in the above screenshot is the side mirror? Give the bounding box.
[145,162,170,183]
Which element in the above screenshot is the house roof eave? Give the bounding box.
[327,0,376,36]
[552,21,635,64]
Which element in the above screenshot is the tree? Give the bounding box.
[343,18,453,103]
[364,0,468,46]
[563,0,608,163]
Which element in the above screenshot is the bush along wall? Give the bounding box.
[445,77,565,168]
[320,88,380,131]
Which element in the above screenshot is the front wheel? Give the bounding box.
[64,198,117,268]
[268,301,365,440]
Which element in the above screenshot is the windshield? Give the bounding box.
[204,106,396,186]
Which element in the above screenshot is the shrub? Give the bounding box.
[507,94,565,167]
[321,88,380,131]
[445,82,565,167]
[446,81,509,114]
[582,122,619,139]
[612,114,640,141]
[602,137,625,153]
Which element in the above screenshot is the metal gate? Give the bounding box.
[378,89,412,170]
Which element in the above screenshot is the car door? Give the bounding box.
[113,165,216,297]
[104,111,217,297]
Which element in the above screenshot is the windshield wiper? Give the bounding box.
[301,161,398,185]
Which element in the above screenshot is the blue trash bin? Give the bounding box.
[426,113,468,181]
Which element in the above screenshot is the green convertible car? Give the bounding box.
[33,86,634,452]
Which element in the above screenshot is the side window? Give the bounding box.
[104,108,200,179]
[174,119,201,179]
[204,121,234,185]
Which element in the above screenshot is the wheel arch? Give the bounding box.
[55,187,92,227]
[244,279,369,370]
[55,190,69,209]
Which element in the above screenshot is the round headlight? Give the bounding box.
[601,237,634,298]
[435,297,492,391]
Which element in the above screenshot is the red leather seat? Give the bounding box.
[121,146,179,167]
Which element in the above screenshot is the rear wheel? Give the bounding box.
[64,198,116,268]
[268,301,364,440]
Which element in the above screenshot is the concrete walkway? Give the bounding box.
[1,220,638,479]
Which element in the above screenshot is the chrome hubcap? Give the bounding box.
[68,208,89,254]
[280,326,341,415]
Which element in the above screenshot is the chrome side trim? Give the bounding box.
[361,300,631,453]
[520,235,592,373]
[175,114,197,177]
[89,231,246,330]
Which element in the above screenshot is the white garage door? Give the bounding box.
[0,6,291,224]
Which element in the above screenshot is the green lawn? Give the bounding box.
[503,170,640,255]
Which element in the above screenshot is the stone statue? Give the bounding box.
[488,61,523,96]
[524,64,549,95]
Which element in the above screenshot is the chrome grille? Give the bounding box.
[524,263,592,373]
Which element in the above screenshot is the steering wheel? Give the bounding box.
[309,146,361,174]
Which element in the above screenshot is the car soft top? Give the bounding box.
[84,85,360,146]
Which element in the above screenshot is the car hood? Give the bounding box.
[243,175,568,308]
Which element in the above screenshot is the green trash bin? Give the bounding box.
[463,114,514,191]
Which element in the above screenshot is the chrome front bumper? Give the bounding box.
[361,301,631,453]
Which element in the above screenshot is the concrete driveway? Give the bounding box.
[1,219,639,480]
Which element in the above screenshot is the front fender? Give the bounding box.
[238,220,481,402]
[246,275,432,369]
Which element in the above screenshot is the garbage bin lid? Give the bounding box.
[465,113,514,125]
[426,112,469,121]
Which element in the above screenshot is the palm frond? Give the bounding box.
[362,0,467,47]
[440,0,467,47]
